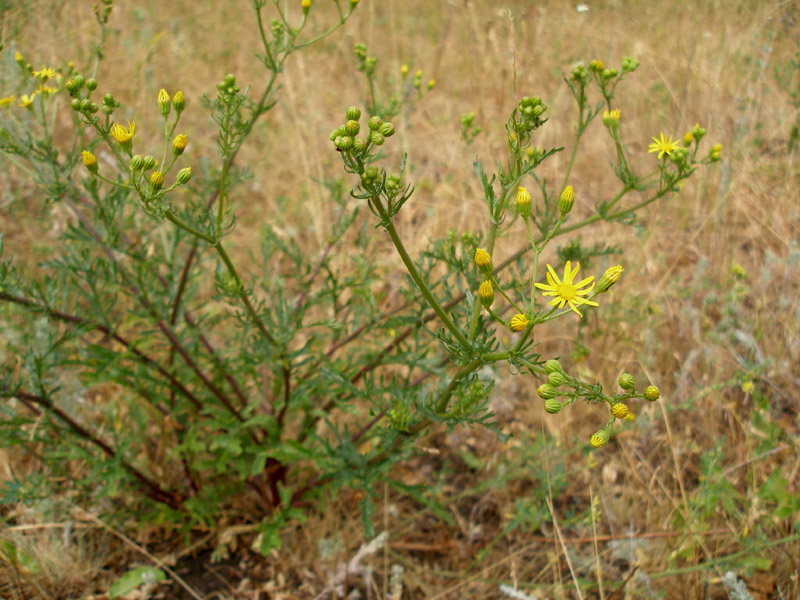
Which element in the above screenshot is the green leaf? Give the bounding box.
[108,566,166,598]
[0,539,40,574]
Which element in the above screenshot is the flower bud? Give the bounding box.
[597,265,623,293]
[345,120,360,136]
[590,430,609,448]
[172,133,188,156]
[70,98,81,111]
[590,59,604,72]
[66,79,79,94]
[89,102,99,113]
[338,136,354,150]
[559,185,574,215]
[73,75,85,89]
[81,150,98,174]
[143,155,157,171]
[150,170,164,191]
[618,373,635,391]
[611,402,629,419]
[544,359,563,374]
[509,313,529,332]
[544,398,562,414]
[602,109,620,128]
[370,131,385,146]
[427,79,435,90]
[474,248,492,270]
[368,115,382,131]
[537,384,557,400]
[478,280,494,307]
[176,167,192,185]
[346,106,361,121]
[173,90,185,114]
[130,155,144,171]
[547,371,566,387]
[157,88,170,117]
[400,64,409,77]
[692,123,706,139]
[353,137,368,152]
[643,385,660,402]
[621,56,639,73]
[379,122,395,137]
[302,0,311,14]
[85,78,97,91]
[516,186,531,218]
[683,131,693,146]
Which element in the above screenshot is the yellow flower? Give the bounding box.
[172,133,188,155]
[157,88,171,116]
[478,280,494,307]
[597,264,623,293]
[535,261,599,317]
[590,431,609,448]
[33,66,56,81]
[602,109,620,127]
[610,402,629,419]
[19,93,37,107]
[81,150,98,174]
[0,96,15,109]
[648,132,680,158]
[110,121,135,143]
[39,85,58,95]
[516,186,531,217]
[474,248,491,268]
[302,0,311,7]
[400,64,409,76]
[509,313,529,332]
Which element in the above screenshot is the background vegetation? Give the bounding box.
[0,0,798,598]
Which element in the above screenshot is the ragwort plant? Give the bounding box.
[0,3,721,550]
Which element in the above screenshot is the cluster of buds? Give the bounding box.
[216,74,240,104]
[507,95,548,153]
[66,75,102,116]
[94,0,113,25]
[330,106,395,155]
[412,69,435,91]
[354,43,377,77]
[532,354,660,449]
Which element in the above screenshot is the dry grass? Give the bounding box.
[1,0,799,598]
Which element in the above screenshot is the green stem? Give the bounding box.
[214,242,277,345]
[164,212,215,244]
[384,219,471,351]
[435,360,482,414]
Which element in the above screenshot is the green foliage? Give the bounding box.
[108,566,165,599]
[0,1,720,555]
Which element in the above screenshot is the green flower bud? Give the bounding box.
[598,265,623,293]
[176,166,192,185]
[379,122,395,137]
[339,136,354,150]
[70,98,81,111]
[370,131,385,146]
[559,185,574,215]
[692,123,706,139]
[130,155,144,171]
[478,280,494,308]
[621,56,639,73]
[643,385,660,402]
[157,88,170,117]
[143,155,157,171]
[547,371,566,387]
[352,137,368,152]
[544,398,562,414]
[345,120,360,136]
[618,373,635,391]
[73,75,85,89]
[80,99,92,112]
[85,78,97,91]
[368,116,382,131]
[544,359,563,375]
[224,74,236,87]
[66,79,79,94]
[173,90,185,114]
[89,102,99,113]
[346,106,361,121]
[537,384,557,400]
[516,186,532,218]
[590,430,609,448]
[172,133,188,156]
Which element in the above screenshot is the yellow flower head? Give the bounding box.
[81,150,98,173]
[590,430,609,448]
[534,261,599,317]
[602,109,620,127]
[302,0,311,8]
[173,133,188,155]
[33,66,56,81]
[610,402,629,419]
[0,96,15,109]
[648,132,680,159]
[110,120,135,144]
[516,186,531,217]
[400,64,409,76]
[509,313,529,332]
[478,280,494,307]
[158,88,171,116]
[474,248,491,269]
[19,93,37,108]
